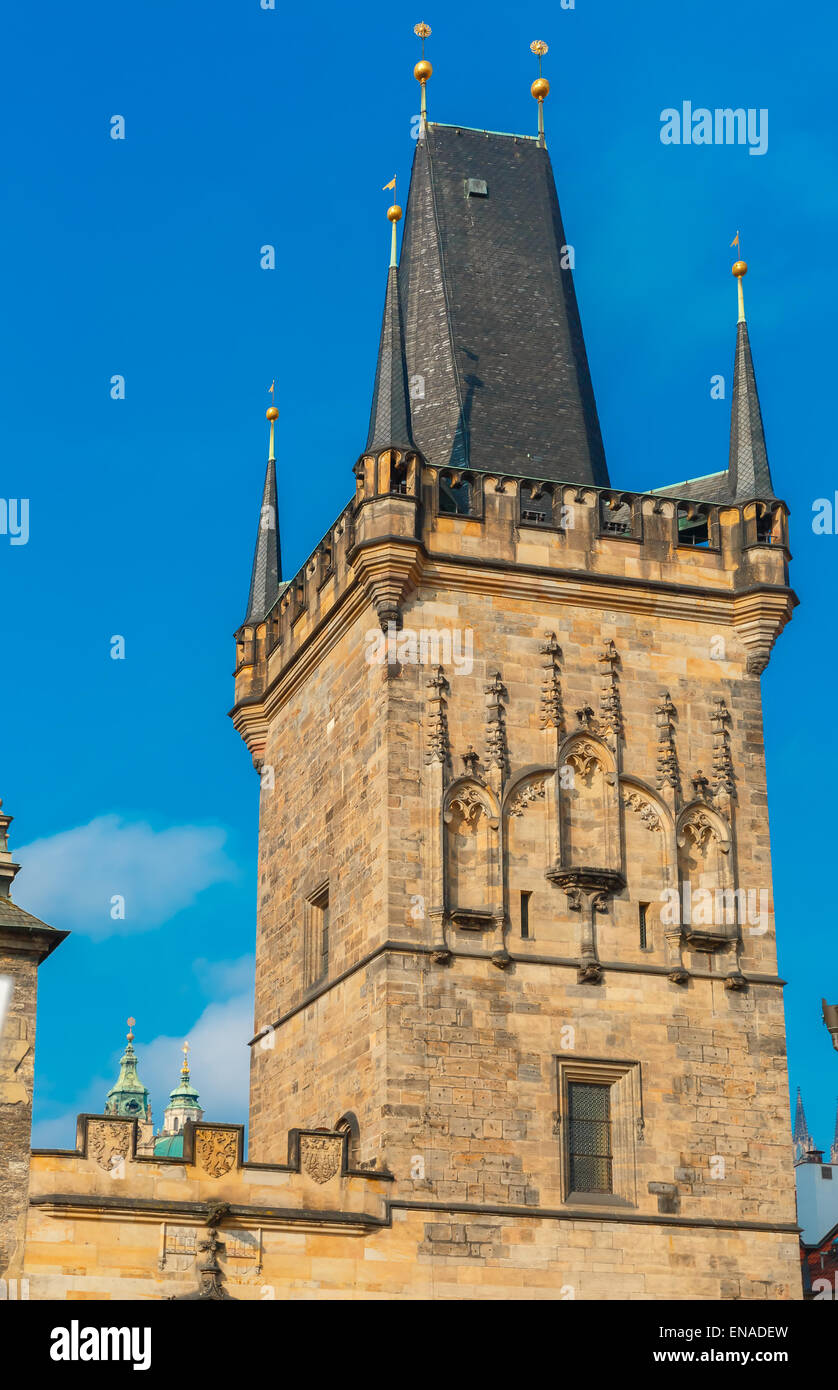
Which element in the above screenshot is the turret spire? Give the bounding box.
[364,206,415,454]
[793,1086,811,1161]
[243,395,283,625]
[728,257,775,501]
[831,1097,838,1165]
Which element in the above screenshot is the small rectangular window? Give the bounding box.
[568,1081,612,1194]
[822,1167,833,1180]
[306,882,330,987]
[639,902,649,949]
[520,890,531,939]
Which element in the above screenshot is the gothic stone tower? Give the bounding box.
[232,94,799,1298]
[0,799,65,1284]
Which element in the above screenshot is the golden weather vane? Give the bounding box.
[414,22,432,123]
[530,41,550,147]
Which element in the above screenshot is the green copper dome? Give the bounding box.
[104,1019,151,1121]
[166,1043,202,1114]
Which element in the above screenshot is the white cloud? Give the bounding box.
[31,993,252,1149]
[139,993,252,1123]
[193,954,255,998]
[15,815,237,938]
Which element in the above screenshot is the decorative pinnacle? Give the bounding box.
[387,200,402,267]
[414,22,432,121]
[266,381,278,460]
[182,1040,190,1077]
[730,231,747,322]
[530,40,549,145]
[126,1016,136,1045]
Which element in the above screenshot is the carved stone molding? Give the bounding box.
[598,640,623,741]
[484,671,508,775]
[508,776,548,817]
[539,632,564,732]
[655,691,680,797]
[710,698,735,800]
[622,788,662,832]
[426,666,450,765]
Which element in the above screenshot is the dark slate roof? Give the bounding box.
[244,457,282,625]
[397,124,609,485]
[728,319,775,501]
[365,264,415,452]
[0,894,66,959]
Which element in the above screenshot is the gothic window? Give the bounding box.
[504,771,555,942]
[557,1058,642,1206]
[676,809,733,931]
[559,740,617,871]
[443,781,499,924]
[305,882,330,987]
[568,1082,613,1194]
[621,782,672,951]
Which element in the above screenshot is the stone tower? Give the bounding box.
[0,799,65,1284]
[231,78,799,1297]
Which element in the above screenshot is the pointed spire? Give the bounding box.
[364,206,415,454]
[832,1098,838,1165]
[728,259,775,501]
[793,1086,811,1160]
[244,399,282,625]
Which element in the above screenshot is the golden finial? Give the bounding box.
[266,381,278,460]
[730,232,747,322]
[530,41,550,146]
[181,1040,190,1077]
[126,1016,135,1044]
[414,23,432,123]
[383,178,402,266]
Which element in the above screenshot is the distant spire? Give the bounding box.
[728,258,775,501]
[530,41,550,147]
[105,1016,151,1122]
[364,206,415,454]
[244,398,282,625]
[793,1087,811,1160]
[831,1098,838,1165]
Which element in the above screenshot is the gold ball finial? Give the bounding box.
[732,260,748,278]
[531,77,550,101]
[387,204,403,223]
[414,59,432,83]
[266,406,279,421]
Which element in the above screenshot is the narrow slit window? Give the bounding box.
[308,883,330,984]
[568,1081,613,1194]
[639,902,649,949]
[520,890,531,939]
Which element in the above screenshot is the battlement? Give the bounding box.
[232,461,793,766]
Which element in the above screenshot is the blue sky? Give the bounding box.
[2,0,836,1149]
